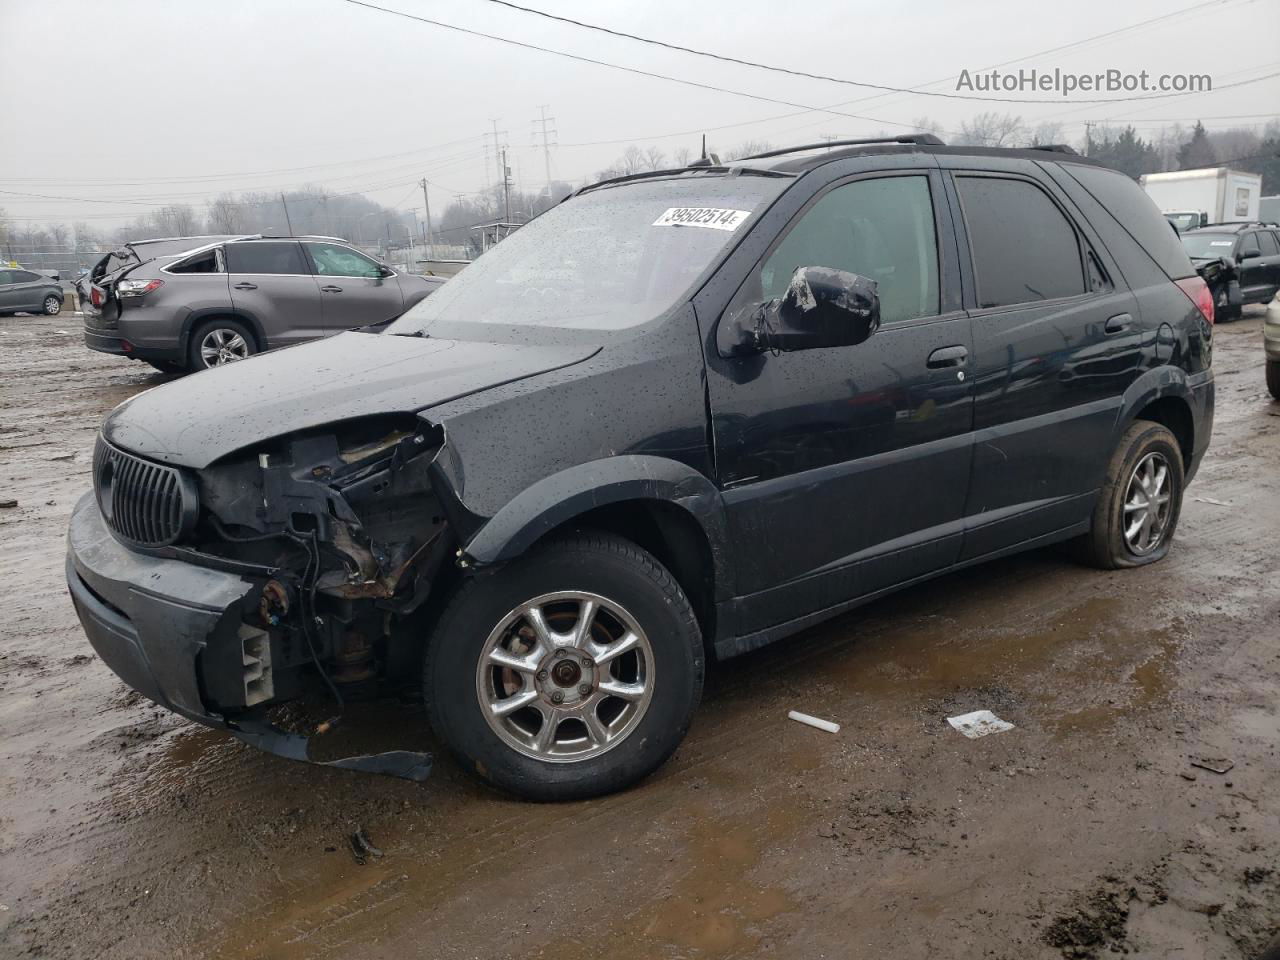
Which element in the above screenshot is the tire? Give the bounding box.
[188,319,255,370]
[1268,360,1280,400]
[1074,421,1185,570]
[424,532,704,801]
[43,295,61,315]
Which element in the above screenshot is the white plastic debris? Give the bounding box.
[788,710,840,734]
[946,710,1015,739]
[1192,496,1232,506]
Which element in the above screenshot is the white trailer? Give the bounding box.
[1139,167,1262,228]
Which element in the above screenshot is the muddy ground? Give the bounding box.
[1,309,1277,960]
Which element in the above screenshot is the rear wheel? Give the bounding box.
[188,319,255,370]
[1268,360,1280,400]
[43,295,61,315]
[424,532,704,801]
[1074,421,1185,569]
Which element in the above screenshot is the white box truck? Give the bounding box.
[1139,167,1263,230]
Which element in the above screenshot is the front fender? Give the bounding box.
[460,455,732,594]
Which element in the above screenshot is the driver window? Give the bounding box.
[305,242,384,278]
[755,175,939,325]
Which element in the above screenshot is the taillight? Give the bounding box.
[116,278,164,298]
[90,287,103,307]
[1175,276,1214,325]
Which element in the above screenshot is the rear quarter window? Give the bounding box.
[1062,163,1195,280]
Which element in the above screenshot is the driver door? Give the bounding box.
[699,171,974,631]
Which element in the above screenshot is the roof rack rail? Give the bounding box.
[1028,144,1080,155]
[735,134,945,162]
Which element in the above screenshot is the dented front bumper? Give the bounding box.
[67,490,252,728]
[66,492,432,780]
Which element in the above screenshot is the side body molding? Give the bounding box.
[459,455,733,597]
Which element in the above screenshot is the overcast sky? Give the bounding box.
[1,0,1277,229]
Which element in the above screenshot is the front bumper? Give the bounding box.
[66,492,433,780]
[66,490,252,727]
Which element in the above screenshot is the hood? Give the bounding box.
[104,331,598,468]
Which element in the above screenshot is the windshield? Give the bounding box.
[388,175,788,337]
[1181,232,1236,259]
[1165,212,1200,233]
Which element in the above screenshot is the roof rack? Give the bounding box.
[1029,144,1080,155]
[735,135,945,162]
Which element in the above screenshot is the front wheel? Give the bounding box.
[1074,420,1185,569]
[425,533,704,801]
[43,295,61,315]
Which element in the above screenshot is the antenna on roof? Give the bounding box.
[700,134,707,162]
[689,134,720,168]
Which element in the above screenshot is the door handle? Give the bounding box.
[320,285,343,293]
[233,282,257,290]
[1104,313,1132,334]
[927,345,968,368]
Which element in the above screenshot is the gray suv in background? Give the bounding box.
[0,267,65,316]
[80,235,443,373]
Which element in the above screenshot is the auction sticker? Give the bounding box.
[652,207,751,231]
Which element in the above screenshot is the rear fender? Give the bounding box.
[180,307,269,354]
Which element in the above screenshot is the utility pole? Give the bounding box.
[489,119,508,191]
[1083,121,1095,157]
[280,193,294,235]
[501,148,512,223]
[533,105,557,198]
[419,178,433,254]
[819,133,838,151]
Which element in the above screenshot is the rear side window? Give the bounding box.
[0,271,13,285]
[225,241,308,275]
[957,176,1085,308]
[1258,232,1280,256]
[1063,164,1194,280]
[168,249,221,274]
[305,242,384,278]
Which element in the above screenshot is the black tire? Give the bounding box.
[43,295,61,316]
[1074,420,1185,570]
[1268,360,1280,400]
[424,532,704,801]
[188,318,256,370]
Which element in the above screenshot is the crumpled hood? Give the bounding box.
[104,331,597,468]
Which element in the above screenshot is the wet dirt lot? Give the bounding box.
[1,310,1278,960]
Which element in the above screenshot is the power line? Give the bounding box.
[478,0,1277,105]
[332,0,949,131]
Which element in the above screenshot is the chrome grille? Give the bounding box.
[93,436,197,547]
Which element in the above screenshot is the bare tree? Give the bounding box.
[957,112,1026,147]
[911,117,944,138]
[722,140,773,161]
[47,223,70,248]
[643,146,666,170]
[1028,121,1065,147]
[207,193,242,234]
[672,146,693,167]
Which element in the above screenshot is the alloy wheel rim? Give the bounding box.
[476,590,655,763]
[200,329,249,367]
[1122,451,1173,555]
[44,297,59,314]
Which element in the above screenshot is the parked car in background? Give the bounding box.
[1266,292,1280,399]
[1180,223,1280,321]
[0,267,65,315]
[1141,167,1263,227]
[67,137,1215,801]
[79,234,444,373]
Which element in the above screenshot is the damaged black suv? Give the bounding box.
[67,136,1214,800]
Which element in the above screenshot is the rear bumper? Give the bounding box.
[82,325,184,362]
[1185,369,1215,485]
[66,491,252,727]
[1264,301,1280,362]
